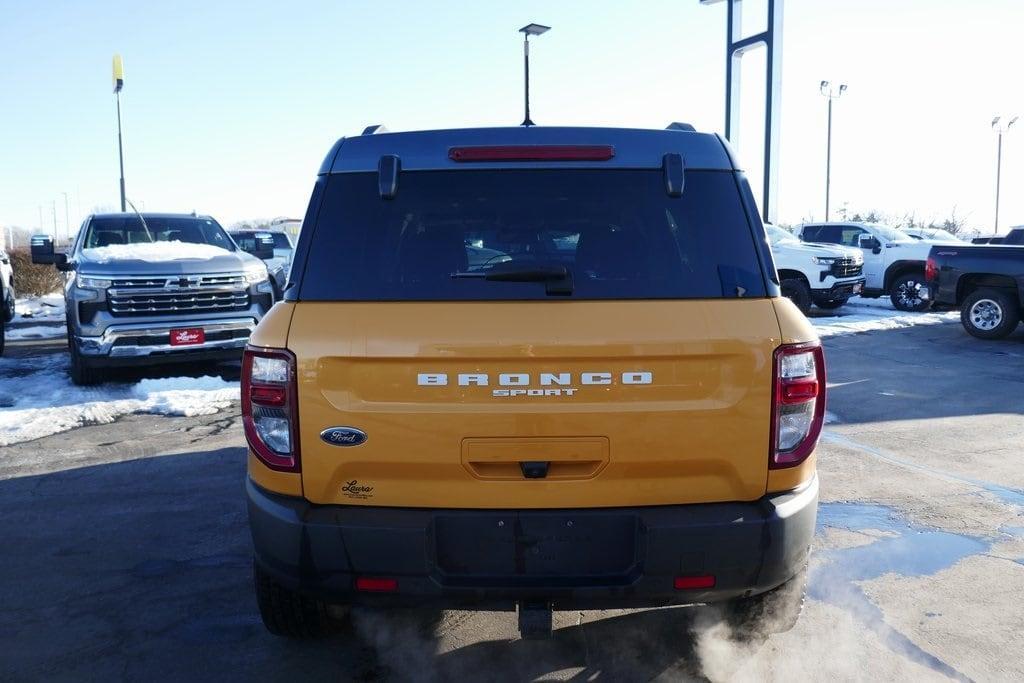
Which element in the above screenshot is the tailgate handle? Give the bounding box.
[519,462,550,479]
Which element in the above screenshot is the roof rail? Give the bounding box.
[666,122,696,132]
[361,124,389,135]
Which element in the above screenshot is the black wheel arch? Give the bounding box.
[955,273,1018,307]
[776,269,810,286]
[883,260,926,291]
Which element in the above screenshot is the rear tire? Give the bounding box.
[69,341,103,386]
[960,288,1020,339]
[889,272,930,312]
[3,287,13,323]
[780,279,812,314]
[814,298,848,310]
[726,566,807,637]
[254,561,346,638]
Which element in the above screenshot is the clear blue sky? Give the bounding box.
[1,0,1022,237]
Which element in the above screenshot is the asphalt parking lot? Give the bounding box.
[1,319,1023,682]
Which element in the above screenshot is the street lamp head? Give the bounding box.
[1009,116,1019,129]
[992,116,1001,129]
[839,84,848,93]
[820,80,829,94]
[519,23,551,37]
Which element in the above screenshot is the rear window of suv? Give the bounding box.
[298,169,767,301]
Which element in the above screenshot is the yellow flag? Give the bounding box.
[112,54,124,93]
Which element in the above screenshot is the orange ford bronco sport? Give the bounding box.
[243,124,824,639]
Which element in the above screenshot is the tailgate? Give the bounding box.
[290,300,782,508]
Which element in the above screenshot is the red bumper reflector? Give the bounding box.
[674,575,716,590]
[355,577,398,593]
[449,145,615,162]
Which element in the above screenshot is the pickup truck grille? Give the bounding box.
[107,273,249,317]
[831,259,863,278]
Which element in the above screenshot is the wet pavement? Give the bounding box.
[1,321,1023,680]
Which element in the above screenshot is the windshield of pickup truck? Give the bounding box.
[299,169,767,301]
[81,216,236,251]
[868,224,913,242]
[767,225,799,245]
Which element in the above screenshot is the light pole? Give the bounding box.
[61,191,70,244]
[519,23,550,127]
[113,54,127,212]
[820,81,847,221]
[992,116,1017,235]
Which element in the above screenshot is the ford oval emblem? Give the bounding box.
[320,427,367,447]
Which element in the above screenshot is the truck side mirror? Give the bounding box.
[239,233,275,260]
[858,234,882,254]
[30,235,55,264]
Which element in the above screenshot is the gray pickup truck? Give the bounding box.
[32,212,276,384]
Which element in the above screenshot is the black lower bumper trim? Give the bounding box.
[247,476,818,609]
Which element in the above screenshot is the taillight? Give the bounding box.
[925,256,938,282]
[448,145,615,162]
[241,346,300,472]
[770,342,826,469]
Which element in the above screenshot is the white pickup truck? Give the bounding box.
[797,222,958,312]
[766,225,864,313]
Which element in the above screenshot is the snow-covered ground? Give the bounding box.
[6,324,67,340]
[808,297,959,338]
[13,293,65,322]
[0,353,238,446]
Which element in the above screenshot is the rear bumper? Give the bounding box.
[247,475,818,610]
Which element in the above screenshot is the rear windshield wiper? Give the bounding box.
[451,264,573,296]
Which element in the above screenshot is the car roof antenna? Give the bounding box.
[125,198,152,242]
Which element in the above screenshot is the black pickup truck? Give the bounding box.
[971,228,1024,245]
[927,244,1024,338]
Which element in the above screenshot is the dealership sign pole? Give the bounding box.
[113,54,127,213]
[700,0,783,224]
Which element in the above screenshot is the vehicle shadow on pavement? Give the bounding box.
[0,444,725,682]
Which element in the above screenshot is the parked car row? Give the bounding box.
[765,220,959,313]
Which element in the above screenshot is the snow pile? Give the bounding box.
[0,355,239,446]
[6,324,67,340]
[810,298,959,338]
[14,293,65,321]
[81,241,232,263]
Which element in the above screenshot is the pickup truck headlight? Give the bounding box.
[243,265,269,286]
[812,257,837,265]
[76,274,113,289]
